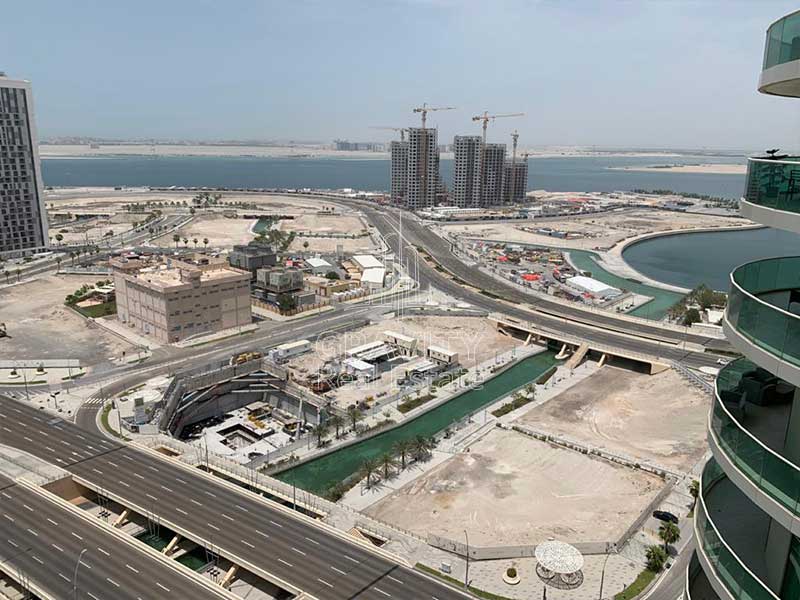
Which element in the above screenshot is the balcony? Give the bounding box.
[695,460,779,600]
[760,10,800,97]
[724,257,800,388]
[741,157,800,234]
[687,552,721,600]
[711,358,800,527]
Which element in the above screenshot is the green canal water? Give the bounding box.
[276,351,559,495]
[566,249,684,320]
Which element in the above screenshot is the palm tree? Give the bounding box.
[315,422,330,447]
[303,241,309,250]
[2,270,7,284]
[689,480,699,509]
[379,453,396,480]
[329,414,345,438]
[182,237,189,247]
[69,251,76,265]
[658,521,680,552]
[412,435,432,461]
[192,238,198,248]
[14,268,21,282]
[55,256,62,273]
[393,440,413,470]
[172,234,180,248]
[55,233,63,245]
[360,458,379,489]
[347,406,363,431]
[646,545,668,572]
[203,237,209,249]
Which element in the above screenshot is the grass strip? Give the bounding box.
[615,569,657,600]
[415,563,516,600]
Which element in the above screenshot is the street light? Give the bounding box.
[463,529,470,589]
[73,548,88,600]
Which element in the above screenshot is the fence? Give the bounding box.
[252,297,331,317]
[427,534,614,561]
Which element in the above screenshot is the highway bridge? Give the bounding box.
[0,395,471,600]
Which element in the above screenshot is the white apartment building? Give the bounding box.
[0,73,48,256]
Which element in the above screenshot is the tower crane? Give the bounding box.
[369,126,408,142]
[471,111,525,145]
[472,111,524,204]
[412,103,456,128]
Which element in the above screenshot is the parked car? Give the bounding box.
[653,510,679,524]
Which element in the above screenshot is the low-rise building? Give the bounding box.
[305,257,334,276]
[351,254,383,272]
[268,340,311,362]
[342,357,378,382]
[564,275,621,299]
[360,267,386,290]
[304,275,356,298]
[111,255,251,344]
[228,244,277,279]
[427,345,459,366]
[384,331,418,356]
[255,267,304,294]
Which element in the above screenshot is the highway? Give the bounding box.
[0,396,471,600]
[362,207,726,370]
[0,473,227,600]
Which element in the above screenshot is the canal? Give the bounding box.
[275,351,559,496]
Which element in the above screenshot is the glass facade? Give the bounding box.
[696,460,777,600]
[783,536,800,599]
[712,358,800,515]
[764,11,800,70]
[744,157,800,215]
[726,257,800,368]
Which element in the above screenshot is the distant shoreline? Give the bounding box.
[608,163,746,175]
[38,143,733,161]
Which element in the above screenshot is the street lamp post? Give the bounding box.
[598,544,613,600]
[463,529,470,590]
[73,548,88,600]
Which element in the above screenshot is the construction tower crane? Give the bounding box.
[412,103,456,128]
[471,111,524,204]
[471,111,525,145]
[369,126,408,142]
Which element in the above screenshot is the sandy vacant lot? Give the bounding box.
[444,208,749,251]
[517,366,709,472]
[0,275,133,365]
[365,428,664,546]
[152,214,257,249]
[288,315,520,407]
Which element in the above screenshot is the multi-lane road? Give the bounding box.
[0,396,471,600]
[0,474,229,600]
[359,205,727,369]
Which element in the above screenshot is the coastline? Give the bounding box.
[608,163,746,175]
[606,223,766,292]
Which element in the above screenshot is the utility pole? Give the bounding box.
[463,529,470,589]
[72,548,88,600]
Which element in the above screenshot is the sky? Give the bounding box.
[3,0,800,151]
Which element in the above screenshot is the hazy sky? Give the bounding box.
[4,1,800,150]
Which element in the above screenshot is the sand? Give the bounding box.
[516,366,709,472]
[609,163,746,175]
[365,427,664,546]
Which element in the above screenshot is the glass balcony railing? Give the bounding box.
[696,460,779,600]
[764,11,800,70]
[744,157,800,215]
[712,358,800,515]
[726,257,800,369]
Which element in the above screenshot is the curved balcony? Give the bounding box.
[695,460,779,600]
[760,10,800,97]
[710,358,800,528]
[724,257,800,388]
[687,551,721,600]
[741,157,800,234]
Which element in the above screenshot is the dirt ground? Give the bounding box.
[151,213,258,249]
[365,427,664,546]
[281,212,378,253]
[0,275,133,365]
[287,315,520,408]
[443,208,748,251]
[516,366,709,472]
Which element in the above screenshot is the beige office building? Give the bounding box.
[111,255,251,344]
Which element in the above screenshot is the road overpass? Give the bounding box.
[0,395,471,600]
[0,472,233,600]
